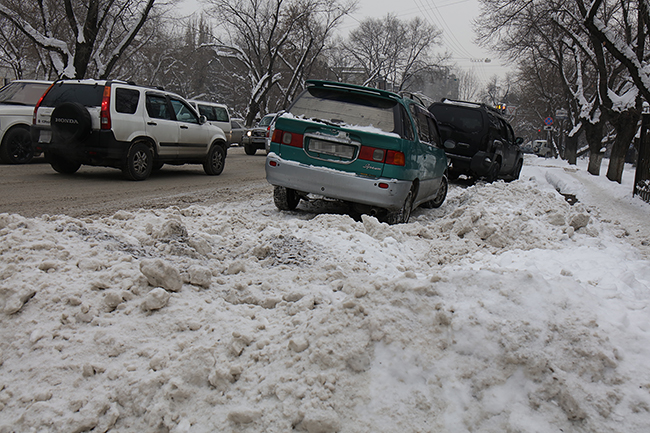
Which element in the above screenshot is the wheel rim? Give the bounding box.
[403,191,413,222]
[211,149,224,170]
[9,132,32,162]
[133,150,149,174]
[434,178,448,205]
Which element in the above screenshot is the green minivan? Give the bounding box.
[265,80,448,224]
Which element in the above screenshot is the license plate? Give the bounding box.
[39,130,51,143]
[309,139,355,159]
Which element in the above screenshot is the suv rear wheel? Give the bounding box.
[46,151,81,174]
[1,127,34,164]
[203,144,225,175]
[484,160,501,183]
[244,143,256,155]
[123,142,153,181]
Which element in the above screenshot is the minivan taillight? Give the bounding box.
[100,86,111,130]
[385,150,405,166]
[272,129,303,148]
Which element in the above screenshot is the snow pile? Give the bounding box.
[1,156,649,433]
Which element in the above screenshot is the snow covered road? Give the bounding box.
[1,156,649,432]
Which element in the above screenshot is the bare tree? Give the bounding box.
[203,0,355,126]
[583,0,647,182]
[585,0,650,102]
[456,69,482,102]
[0,0,160,79]
[342,14,445,92]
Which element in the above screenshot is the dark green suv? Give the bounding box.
[265,80,449,224]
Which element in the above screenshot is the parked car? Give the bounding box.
[0,79,52,164]
[532,139,553,157]
[265,80,448,224]
[428,99,524,182]
[243,112,277,155]
[31,79,228,180]
[189,100,231,146]
[229,118,246,146]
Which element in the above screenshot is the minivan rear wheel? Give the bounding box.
[385,188,414,224]
[424,175,448,209]
[274,186,300,210]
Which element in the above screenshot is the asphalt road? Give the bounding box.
[0,147,271,219]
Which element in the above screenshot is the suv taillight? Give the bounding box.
[32,82,55,124]
[100,85,111,130]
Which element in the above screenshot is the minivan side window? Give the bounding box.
[214,106,229,122]
[115,88,139,114]
[198,105,216,121]
[426,115,441,147]
[400,105,415,140]
[410,105,432,144]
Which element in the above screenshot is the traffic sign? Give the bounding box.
[556,109,568,120]
[544,117,554,125]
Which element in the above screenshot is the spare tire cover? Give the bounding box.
[51,102,92,145]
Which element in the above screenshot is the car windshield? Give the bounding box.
[259,115,275,127]
[39,82,105,107]
[289,87,397,133]
[429,104,483,134]
[0,82,51,106]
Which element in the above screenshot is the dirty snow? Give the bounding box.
[1,155,649,433]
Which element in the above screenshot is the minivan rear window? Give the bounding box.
[40,82,104,108]
[289,87,396,133]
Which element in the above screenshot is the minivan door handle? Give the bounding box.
[180,125,189,129]
[147,122,157,126]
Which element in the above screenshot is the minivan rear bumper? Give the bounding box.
[265,153,411,210]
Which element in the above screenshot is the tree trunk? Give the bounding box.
[588,151,603,175]
[607,109,640,183]
[565,133,578,165]
[583,120,605,176]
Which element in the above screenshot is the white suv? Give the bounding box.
[0,80,52,164]
[188,100,232,144]
[31,79,228,180]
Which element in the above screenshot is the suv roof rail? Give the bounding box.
[439,98,506,117]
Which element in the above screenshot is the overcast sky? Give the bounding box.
[179,0,511,84]
[341,0,511,83]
